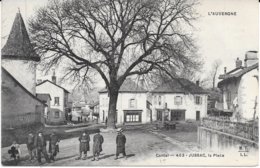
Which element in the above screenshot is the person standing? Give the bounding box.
[75,131,90,160]
[27,133,36,161]
[105,117,108,126]
[91,129,104,161]
[34,132,50,164]
[115,128,127,160]
[49,132,60,161]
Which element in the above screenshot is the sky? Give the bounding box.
[1,0,259,90]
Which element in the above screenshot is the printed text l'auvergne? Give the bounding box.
[208,12,237,16]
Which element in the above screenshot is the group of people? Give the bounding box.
[75,128,127,161]
[8,131,60,164]
[8,128,127,164]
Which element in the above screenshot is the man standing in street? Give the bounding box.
[115,128,127,160]
[92,129,104,161]
[75,131,90,160]
[49,132,60,161]
[34,131,50,164]
[27,132,36,161]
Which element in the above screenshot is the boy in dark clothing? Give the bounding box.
[49,132,60,161]
[92,130,104,161]
[27,133,37,161]
[115,128,127,160]
[75,131,90,160]
[34,132,50,164]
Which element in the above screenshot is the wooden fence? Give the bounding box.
[201,117,258,142]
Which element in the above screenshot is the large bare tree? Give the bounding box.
[29,0,200,128]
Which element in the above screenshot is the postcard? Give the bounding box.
[1,0,258,166]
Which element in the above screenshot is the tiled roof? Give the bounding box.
[99,79,147,93]
[36,93,52,101]
[218,63,258,87]
[151,78,207,94]
[2,12,40,61]
[36,80,70,93]
[2,67,46,106]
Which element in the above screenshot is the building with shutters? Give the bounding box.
[99,79,151,124]
[217,51,259,121]
[151,79,208,121]
[36,71,70,125]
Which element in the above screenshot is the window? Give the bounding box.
[227,91,231,102]
[174,96,182,105]
[54,111,60,118]
[129,99,136,108]
[154,95,157,105]
[195,96,202,105]
[158,96,162,106]
[54,97,60,106]
[125,114,141,122]
[226,91,232,109]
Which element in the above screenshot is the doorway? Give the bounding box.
[196,111,200,121]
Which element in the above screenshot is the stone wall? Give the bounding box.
[2,68,44,129]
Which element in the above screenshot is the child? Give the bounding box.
[8,141,21,161]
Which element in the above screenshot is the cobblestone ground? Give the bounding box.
[2,129,187,166]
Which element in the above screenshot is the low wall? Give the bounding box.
[198,126,258,152]
[2,112,41,129]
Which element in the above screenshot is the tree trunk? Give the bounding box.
[107,88,119,129]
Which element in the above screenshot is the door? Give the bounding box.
[157,110,163,121]
[196,111,200,121]
[171,110,185,121]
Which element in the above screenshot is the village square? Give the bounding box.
[1,0,259,166]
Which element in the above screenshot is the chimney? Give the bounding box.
[52,69,56,84]
[244,51,258,67]
[140,77,145,88]
[196,80,199,86]
[235,57,242,68]
[37,79,42,84]
[224,67,227,74]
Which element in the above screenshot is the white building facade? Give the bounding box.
[218,51,259,121]
[151,79,208,121]
[99,79,151,124]
[36,77,69,124]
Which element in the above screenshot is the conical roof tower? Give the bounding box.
[2,11,40,61]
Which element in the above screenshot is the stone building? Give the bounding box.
[1,11,45,128]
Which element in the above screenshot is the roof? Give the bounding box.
[151,78,207,94]
[73,102,86,108]
[36,93,52,101]
[36,80,70,93]
[2,67,46,106]
[89,101,99,108]
[218,63,258,87]
[2,12,40,62]
[99,79,147,93]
